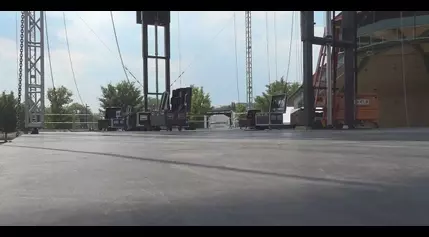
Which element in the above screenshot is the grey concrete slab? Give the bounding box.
[1,129,429,225]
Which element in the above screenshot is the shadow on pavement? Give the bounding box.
[3,175,429,226]
[5,144,394,189]
[3,130,429,225]
[12,127,429,142]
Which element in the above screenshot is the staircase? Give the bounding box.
[313,44,327,109]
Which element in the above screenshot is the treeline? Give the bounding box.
[1,78,300,134]
[216,79,301,113]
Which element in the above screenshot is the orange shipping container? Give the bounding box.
[332,93,379,127]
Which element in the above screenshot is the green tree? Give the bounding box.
[17,103,25,131]
[44,107,54,129]
[46,86,74,129]
[0,91,18,141]
[99,80,143,114]
[254,79,301,112]
[67,103,91,115]
[217,102,247,112]
[187,85,211,129]
[47,86,73,112]
[231,102,247,120]
[215,103,234,111]
[190,85,211,115]
[144,97,159,111]
[66,103,93,129]
[234,103,247,113]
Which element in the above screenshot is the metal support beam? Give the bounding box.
[326,11,333,127]
[138,11,171,112]
[24,11,45,129]
[164,21,171,110]
[354,12,358,98]
[332,11,338,115]
[141,16,149,111]
[301,11,315,128]
[300,11,357,129]
[311,36,354,47]
[154,21,159,108]
[341,11,357,128]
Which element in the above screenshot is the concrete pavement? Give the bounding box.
[1,129,429,225]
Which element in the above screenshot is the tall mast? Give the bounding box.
[245,11,253,109]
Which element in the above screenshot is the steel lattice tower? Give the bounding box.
[245,11,253,109]
[24,11,45,129]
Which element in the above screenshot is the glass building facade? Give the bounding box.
[335,11,429,127]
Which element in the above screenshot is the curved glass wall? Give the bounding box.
[335,11,429,69]
[357,11,429,48]
[332,11,429,127]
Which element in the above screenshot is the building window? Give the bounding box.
[359,35,371,46]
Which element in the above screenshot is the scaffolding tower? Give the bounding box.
[245,11,253,109]
[22,11,45,131]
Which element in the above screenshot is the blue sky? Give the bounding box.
[0,11,325,111]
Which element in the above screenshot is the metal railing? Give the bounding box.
[44,113,100,130]
[43,112,248,130]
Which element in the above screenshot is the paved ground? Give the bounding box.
[1,128,429,225]
[0,133,17,142]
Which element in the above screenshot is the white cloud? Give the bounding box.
[0,11,327,111]
[178,11,325,103]
[0,37,20,95]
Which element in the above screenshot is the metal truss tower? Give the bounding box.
[23,11,45,130]
[136,11,171,112]
[245,11,253,109]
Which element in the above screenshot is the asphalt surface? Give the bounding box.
[1,128,429,225]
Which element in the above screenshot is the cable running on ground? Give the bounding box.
[110,11,130,83]
[63,12,85,105]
